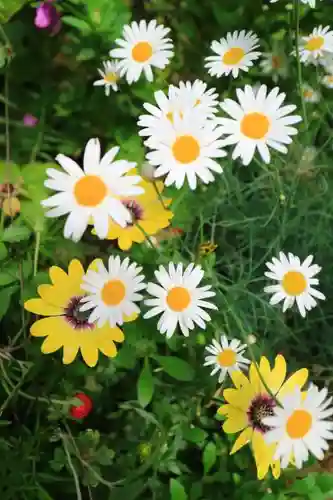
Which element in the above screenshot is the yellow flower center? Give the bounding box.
[166,286,191,312]
[105,72,118,83]
[74,175,107,207]
[286,409,312,439]
[326,76,333,83]
[195,99,201,106]
[217,349,236,367]
[241,112,270,140]
[172,135,200,164]
[132,41,153,63]
[272,55,282,69]
[222,47,245,65]
[305,36,324,51]
[282,271,307,296]
[303,90,313,98]
[101,279,126,306]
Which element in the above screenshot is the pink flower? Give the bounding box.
[34,2,61,34]
[23,114,38,127]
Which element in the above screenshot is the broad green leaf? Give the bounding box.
[95,445,115,466]
[0,286,17,319]
[0,242,7,260]
[0,0,29,23]
[137,358,154,408]
[0,161,21,183]
[182,425,207,444]
[61,15,91,33]
[203,442,217,475]
[2,224,31,242]
[155,356,195,382]
[170,478,187,500]
[0,268,19,285]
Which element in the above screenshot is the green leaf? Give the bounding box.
[0,242,7,260]
[203,442,217,475]
[95,445,115,466]
[0,286,17,319]
[0,268,18,285]
[0,161,21,183]
[61,15,91,33]
[155,356,195,382]
[170,478,187,500]
[0,0,29,23]
[137,358,154,408]
[2,224,31,242]
[182,426,207,444]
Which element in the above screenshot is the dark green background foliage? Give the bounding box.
[1,0,333,498]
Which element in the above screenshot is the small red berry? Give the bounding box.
[70,393,93,419]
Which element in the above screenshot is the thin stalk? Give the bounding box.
[294,0,308,130]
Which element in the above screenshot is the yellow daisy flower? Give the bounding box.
[24,259,135,367]
[218,355,308,480]
[104,175,173,251]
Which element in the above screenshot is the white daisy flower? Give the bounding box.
[137,86,195,141]
[41,138,144,242]
[144,262,217,338]
[204,30,261,78]
[301,84,320,103]
[264,252,325,317]
[145,111,226,190]
[173,79,219,117]
[93,61,120,95]
[204,335,250,383]
[218,84,302,166]
[259,51,288,82]
[298,26,333,66]
[80,256,146,327]
[322,74,333,88]
[263,385,333,469]
[320,53,333,72]
[109,19,174,84]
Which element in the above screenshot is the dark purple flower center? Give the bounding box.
[64,296,94,330]
[247,394,275,433]
[122,199,143,225]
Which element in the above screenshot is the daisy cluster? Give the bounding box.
[23,9,333,481]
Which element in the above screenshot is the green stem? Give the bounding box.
[294,0,308,130]
[152,180,167,210]
[33,231,41,277]
[61,433,83,500]
[135,222,160,251]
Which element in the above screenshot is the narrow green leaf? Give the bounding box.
[203,442,217,475]
[170,478,187,500]
[137,359,154,408]
[0,286,17,319]
[155,356,195,382]
[0,242,7,260]
[61,15,91,33]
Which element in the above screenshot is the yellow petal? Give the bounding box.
[270,354,287,394]
[98,339,117,358]
[252,431,276,481]
[41,333,65,354]
[30,316,71,337]
[119,233,136,250]
[278,368,309,398]
[231,370,250,389]
[217,405,229,416]
[222,408,247,434]
[62,344,80,364]
[80,339,99,368]
[49,265,69,286]
[230,427,253,454]
[223,388,250,411]
[87,259,103,273]
[272,459,281,479]
[37,284,68,309]
[25,298,62,316]
[123,312,138,323]
[96,325,125,343]
[68,259,84,280]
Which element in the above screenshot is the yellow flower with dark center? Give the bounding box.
[103,175,173,251]
[218,355,308,480]
[198,241,218,257]
[24,259,136,367]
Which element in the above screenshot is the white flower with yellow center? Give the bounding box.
[144,262,217,338]
[263,385,333,469]
[260,52,288,82]
[264,252,325,317]
[173,80,219,118]
[93,61,120,95]
[109,19,174,84]
[302,84,320,103]
[218,84,302,166]
[79,256,146,327]
[204,30,261,78]
[298,26,333,65]
[322,74,333,88]
[204,336,250,383]
[145,111,226,190]
[41,138,143,242]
